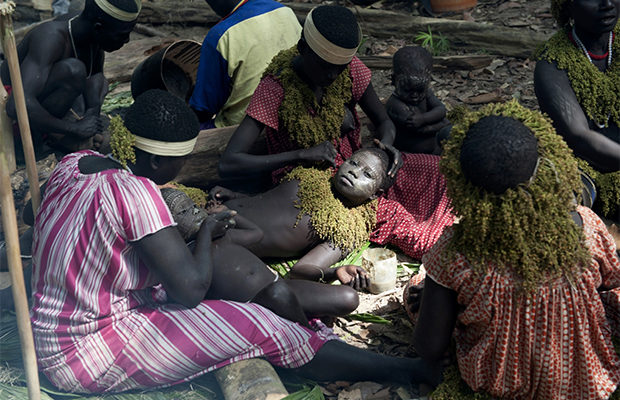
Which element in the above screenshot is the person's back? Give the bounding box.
[412,101,620,399]
[189,0,301,128]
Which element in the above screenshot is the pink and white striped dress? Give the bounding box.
[31,151,335,393]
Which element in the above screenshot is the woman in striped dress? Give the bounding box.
[30,89,437,393]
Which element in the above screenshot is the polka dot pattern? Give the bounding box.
[372,153,455,259]
[245,57,371,183]
[409,206,620,399]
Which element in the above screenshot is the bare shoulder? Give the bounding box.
[21,20,69,58]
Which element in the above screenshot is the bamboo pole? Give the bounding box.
[0,1,40,213]
[0,126,41,400]
[0,3,41,400]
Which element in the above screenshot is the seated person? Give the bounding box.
[161,188,362,327]
[29,88,439,393]
[219,5,453,259]
[386,46,450,154]
[0,0,140,162]
[534,0,619,220]
[211,147,393,286]
[410,101,620,399]
[189,0,301,128]
[218,4,402,183]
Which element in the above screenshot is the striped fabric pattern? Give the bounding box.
[31,151,333,393]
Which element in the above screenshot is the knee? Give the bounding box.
[257,279,296,305]
[335,286,359,315]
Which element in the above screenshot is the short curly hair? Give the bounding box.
[124,89,199,142]
[550,0,571,27]
[393,46,433,77]
[460,115,539,194]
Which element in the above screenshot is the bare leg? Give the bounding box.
[286,280,359,317]
[37,58,88,118]
[293,340,443,386]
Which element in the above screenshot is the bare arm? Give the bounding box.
[218,115,338,178]
[359,83,402,177]
[386,94,415,126]
[413,277,458,361]
[419,90,447,126]
[134,212,233,308]
[224,213,264,248]
[534,60,620,172]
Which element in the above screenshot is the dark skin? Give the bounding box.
[386,72,450,154]
[534,0,620,173]
[218,38,402,180]
[211,149,391,290]
[0,4,136,157]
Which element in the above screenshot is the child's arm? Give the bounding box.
[289,242,369,290]
[224,213,264,248]
[209,185,247,201]
[417,90,447,126]
[386,94,416,126]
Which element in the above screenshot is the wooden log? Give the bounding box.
[214,359,288,400]
[175,125,271,188]
[1,5,40,213]
[137,1,548,58]
[360,54,494,70]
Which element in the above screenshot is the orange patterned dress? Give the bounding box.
[421,206,620,399]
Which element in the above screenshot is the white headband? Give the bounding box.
[303,8,360,65]
[94,0,141,22]
[133,135,197,157]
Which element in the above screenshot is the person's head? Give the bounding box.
[111,89,200,184]
[161,188,209,241]
[82,0,140,52]
[333,147,394,206]
[392,46,432,105]
[460,116,539,194]
[551,0,619,32]
[203,0,238,18]
[297,5,361,88]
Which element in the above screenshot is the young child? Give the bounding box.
[410,101,620,399]
[210,147,395,289]
[386,46,451,154]
[161,187,360,328]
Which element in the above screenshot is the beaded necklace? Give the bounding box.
[535,23,620,129]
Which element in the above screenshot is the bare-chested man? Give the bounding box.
[0,0,140,162]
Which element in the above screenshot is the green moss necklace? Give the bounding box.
[264,47,353,149]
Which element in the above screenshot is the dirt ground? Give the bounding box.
[1,1,562,399]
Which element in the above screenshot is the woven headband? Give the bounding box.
[133,135,197,157]
[94,0,141,22]
[304,9,360,65]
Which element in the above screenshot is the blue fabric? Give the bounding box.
[189,0,287,116]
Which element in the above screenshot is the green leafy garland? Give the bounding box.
[264,47,353,149]
[440,100,590,292]
[109,115,136,168]
[576,159,620,219]
[284,166,377,253]
[535,23,620,128]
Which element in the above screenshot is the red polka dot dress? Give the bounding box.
[246,58,455,258]
[419,206,620,399]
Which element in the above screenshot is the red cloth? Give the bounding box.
[419,206,620,399]
[371,153,454,259]
[246,56,371,183]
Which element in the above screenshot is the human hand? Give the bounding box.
[201,210,237,239]
[336,265,370,291]
[406,282,424,314]
[406,114,424,129]
[73,114,105,139]
[300,141,338,167]
[209,186,237,202]
[373,139,403,178]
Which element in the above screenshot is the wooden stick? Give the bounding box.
[0,141,41,400]
[0,2,41,213]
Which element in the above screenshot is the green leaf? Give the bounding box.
[345,312,392,324]
[282,385,325,400]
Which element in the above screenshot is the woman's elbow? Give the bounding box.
[168,275,211,308]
